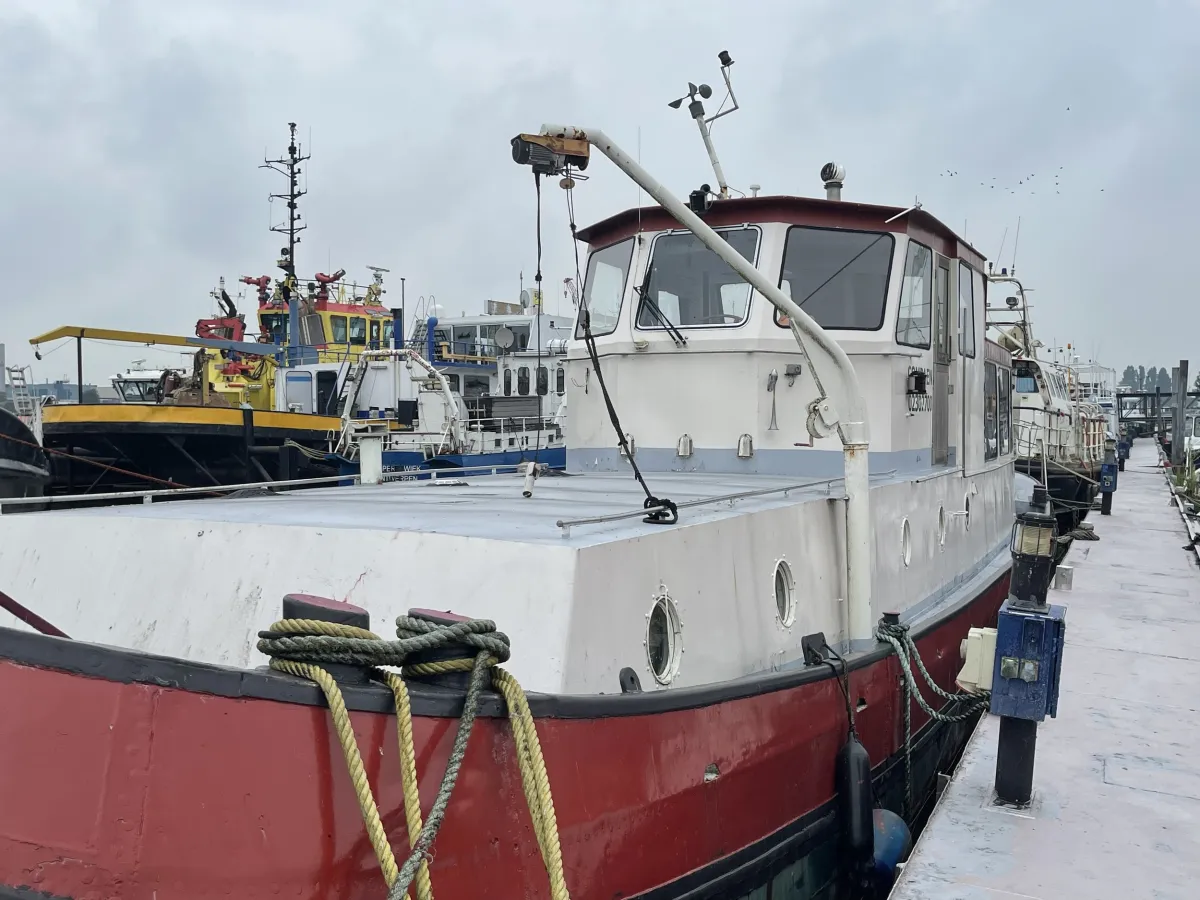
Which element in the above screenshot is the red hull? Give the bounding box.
[0,572,1007,900]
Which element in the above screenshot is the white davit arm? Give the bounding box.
[537,124,874,647]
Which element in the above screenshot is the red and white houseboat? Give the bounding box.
[0,55,1015,900]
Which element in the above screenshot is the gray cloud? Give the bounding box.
[1,0,1197,383]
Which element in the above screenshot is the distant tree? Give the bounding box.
[1138,365,1147,389]
[1157,368,1174,392]
[81,387,100,405]
[1120,365,1139,389]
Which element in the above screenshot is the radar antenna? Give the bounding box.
[667,50,740,201]
[261,123,310,291]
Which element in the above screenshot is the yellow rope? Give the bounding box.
[492,668,570,900]
[266,621,570,900]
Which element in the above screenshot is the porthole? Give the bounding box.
[646,591,683,685]
[964,495,972,531]
[901,518,912,567]
[938,505,947,548]
[774,559,796,627]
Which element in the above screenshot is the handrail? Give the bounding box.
[0,462,540,513]
[555,470,899,537]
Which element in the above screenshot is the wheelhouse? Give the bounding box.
[567,192,1007,476]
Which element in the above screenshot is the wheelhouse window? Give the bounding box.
[774,227,894,331]
[636,227,759,330]
[503,369,512,396]
[577,237,634,338]
[536,365,548,396]
[998,367,1012,455]
[260,313,287,343]
[1014,361,1039,395]
[349,317,367,346]
[369,320,381,347]
[330,315,348,343]
[896,241,933,349]
[958,263,976,358]
[555,366,565,395]
[984,361,999,461]
[517,366,530,396]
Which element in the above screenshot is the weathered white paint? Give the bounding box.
[0,458,1010,695]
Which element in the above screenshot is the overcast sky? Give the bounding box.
[2,0,1197,384]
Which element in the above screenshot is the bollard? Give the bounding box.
[1100,437,1118,515]
[990,509,1067,806]
[359,433,384,485]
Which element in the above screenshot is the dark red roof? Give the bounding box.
[575,194,987,270]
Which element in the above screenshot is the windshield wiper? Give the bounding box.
[635,264,688,347]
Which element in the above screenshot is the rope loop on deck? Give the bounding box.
[876,619,991,820]
[256,614,570,900]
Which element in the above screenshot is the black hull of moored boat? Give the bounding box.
[1014,457,1098,533]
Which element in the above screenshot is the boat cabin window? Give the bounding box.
[895,241,933,349]
[774,227,893,331]
[115,379,156,402]
[349,317,367,346]
[1013,361,1039,395]
[316,370,339,415]
[463,374,490,399]
[260,313,287,344]
[452,325,477,357]
[577,237,635,338]
[369,320,381,347]
[556,365,565,395]
[510,325,530,351]
[998,367,1012,455]
[636,227,758,330]
[503,369,512,396]
[517,366,530,396]
[330,315,348,343]
[536,365,548,396]
[443,374,461,392]
[479,324,499,357]
[984,361,999,461]
[958,263,976,358]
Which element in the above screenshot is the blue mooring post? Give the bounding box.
[1117,427,1131,472]
[991,487,1067,806]
[1100,437,1118,515]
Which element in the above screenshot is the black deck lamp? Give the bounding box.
[1008,509,1057,611]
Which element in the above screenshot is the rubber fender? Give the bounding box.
[872,807,912,879]
[836,734,874,863]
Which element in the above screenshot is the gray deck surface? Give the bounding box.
[891,440,1200,900]
[33,469,878,547]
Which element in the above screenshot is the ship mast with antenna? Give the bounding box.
[261,123,311,358]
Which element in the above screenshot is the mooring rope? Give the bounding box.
[257,614,570,900]
[876,619,991,819]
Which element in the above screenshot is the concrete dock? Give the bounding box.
[891,440,1200,900]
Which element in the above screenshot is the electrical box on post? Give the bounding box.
[989,599,1066,722]
[1100,461,1118,494]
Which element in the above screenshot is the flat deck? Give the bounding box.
[17,469,883,547]
[891,440,1200,900]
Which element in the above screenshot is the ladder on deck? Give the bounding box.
[5,367,35,419]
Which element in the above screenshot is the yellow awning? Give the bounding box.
[29,326,194,348]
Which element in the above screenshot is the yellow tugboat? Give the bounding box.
[28,124,399,498]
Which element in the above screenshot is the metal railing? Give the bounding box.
[0,462,537,514]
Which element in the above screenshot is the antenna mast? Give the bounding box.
[667,50,740,201]
[261,123,310,288]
